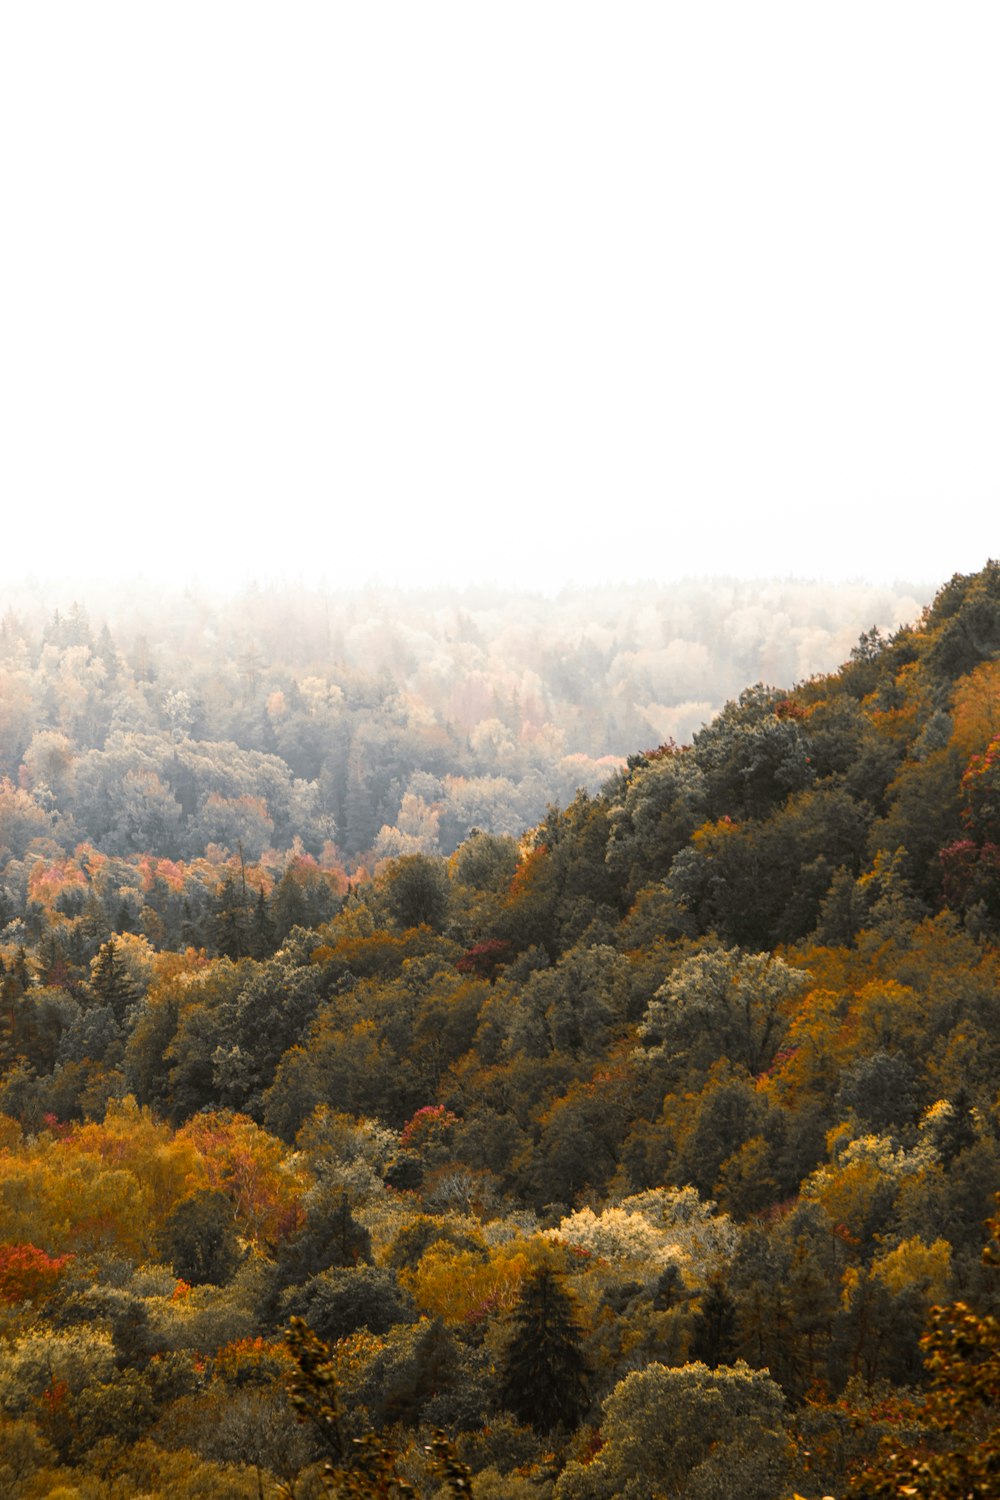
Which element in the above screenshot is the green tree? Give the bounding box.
[89,937,141,1023]
[275,1187,372,1288]
[282,1265,416,1344]
[379,854,449,931]
[690,1274,738,1367]
[639,946,807,1081]
[554,1359,790,1500]
[157,1189,242,1286]
[498,1264,590,1433]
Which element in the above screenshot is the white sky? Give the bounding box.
[1,3,997,593]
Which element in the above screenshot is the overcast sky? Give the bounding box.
[1,3,997,594]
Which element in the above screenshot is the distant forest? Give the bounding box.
[0,575,926,875]
[9,565,1000,1500]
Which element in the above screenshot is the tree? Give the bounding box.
[605,746,707,894]
[379,854,449,931]
[553,1358,790,1500]
[639,946,808,1080]
[850,1207,1000,1498]
[692,683,814,821]
[274,1187,372,1289]
[690,1274,738,1367]
[282,1265,416,1344]
[284,1315,474,1496]
[498,1263,590,1433]
[88,937,141,1023]
[157,1189,242,1286]
[0,1242,74,1306]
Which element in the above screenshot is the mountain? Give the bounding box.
[1,561,998,1498]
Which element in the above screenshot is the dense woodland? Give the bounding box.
[2,564,1000,1497]
[0,575,923,869]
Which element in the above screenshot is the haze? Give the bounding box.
[2,4,997,592]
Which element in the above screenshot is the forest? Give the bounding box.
[2,563,1000,1498]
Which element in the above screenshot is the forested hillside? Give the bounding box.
[2,564,999,1499]
[0,575,921,869]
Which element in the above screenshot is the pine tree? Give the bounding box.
[937,1087,979,1165]
[498,1264,590,1432]
[249,885,273,959]
[276,1188,372,1287]
[90,938,140,1023]
[691,1274,738,1367]
[214,872,250,958]
[11,946,31,995]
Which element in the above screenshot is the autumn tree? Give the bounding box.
[639,946,808,1081]
[554,1359,790,1500]
[851,1207,1000,1498]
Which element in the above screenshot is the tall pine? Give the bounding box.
[499,1264,589,1432]
[90,938,140,1023]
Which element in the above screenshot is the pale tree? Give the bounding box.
[639,947,808,1078]
[554,1360,791,1500]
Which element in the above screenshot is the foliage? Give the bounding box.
[498,1264,590,1433]
[849,1209,1000,1498]
[553,1359,790,1500]
[284,1315,474,1496]
[2,564,1000,1496]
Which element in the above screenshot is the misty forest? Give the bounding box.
[3,565,1000,1498]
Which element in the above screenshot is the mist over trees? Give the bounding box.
[0,576,925,871]
[9,564,1000,1498]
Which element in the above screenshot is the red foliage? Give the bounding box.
[940,838,1000,914]
[399,1104,459,1150]
[455,939,510,978]
[0,1242,74,1304]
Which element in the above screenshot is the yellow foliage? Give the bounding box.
[869,659,930,745]
[405,1238,534,1324]
[176,1111,305,1248]
[0,1145,154,1259]
[767,987,849,1107]
[851,979,922,1055]
[871,1235,951,1302]
[813,1157,886,1232]
[951,659,1000,757]
[53,1096,208,1225]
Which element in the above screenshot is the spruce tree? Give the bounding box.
[90,938,140,1023]
[249,884,273,958]
[214,872,250,958]
[498,1264,589,1432]
[691,1274,738,1367]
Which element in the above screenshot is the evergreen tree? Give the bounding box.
[269,868,307,945]
[937,1087,980,1165]
[90,938,140,1023]
[499,1264,590,1432]
[275,1188,372,1289]
[690,1274,738,1367]
[11,946,31,995]
[213,872,250,958]
[249,884,274,958]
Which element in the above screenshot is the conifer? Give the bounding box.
[498,1264,589,1432]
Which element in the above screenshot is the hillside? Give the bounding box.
[0,574,923,870]
[1,562,999,1498]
